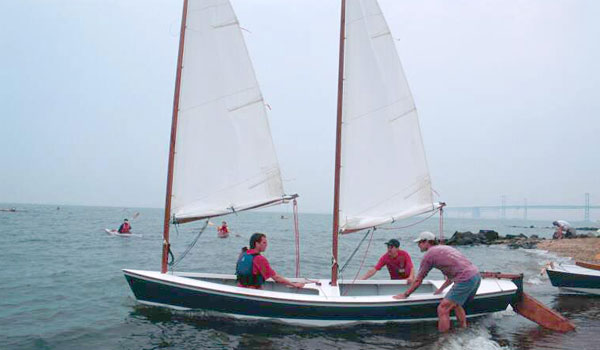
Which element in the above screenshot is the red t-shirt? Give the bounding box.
[239,249,276,288]
[374,250,413,279]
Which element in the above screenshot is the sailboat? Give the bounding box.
[123,0,569,329]
[546,261,600,295]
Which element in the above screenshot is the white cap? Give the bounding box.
[413,231,436,242]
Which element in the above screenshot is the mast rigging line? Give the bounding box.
[293,199,301,278]
[168,220,209,270]
[342,228,375,296]
[339,228,373,275]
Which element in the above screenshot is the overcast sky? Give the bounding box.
[1,0,598,214]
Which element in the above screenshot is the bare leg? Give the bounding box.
[454,305,467,328]
[437,299,456,332]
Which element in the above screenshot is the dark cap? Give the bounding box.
[385,239,400,248]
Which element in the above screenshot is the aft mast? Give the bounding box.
[161,0,189,274]
[331,0,346,286]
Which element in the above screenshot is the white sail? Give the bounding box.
[339,0,438,232]
[171,0,287,223]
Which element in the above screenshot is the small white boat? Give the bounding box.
[105,228,142,238]
[546,262,600,295]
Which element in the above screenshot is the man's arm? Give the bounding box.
[393,277,423,299]
[434,276,452,295]
[360,267,378,280]
[272,274,305,288]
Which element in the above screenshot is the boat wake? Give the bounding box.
[434,325,512,350]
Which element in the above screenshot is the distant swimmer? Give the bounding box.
[217,221,229,238]
[118,218,132,234]
[552,220,576,239]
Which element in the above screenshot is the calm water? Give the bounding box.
[1,203,598,350]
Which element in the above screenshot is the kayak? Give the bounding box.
[105,228,142,237]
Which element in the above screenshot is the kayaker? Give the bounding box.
[118,219,131,234]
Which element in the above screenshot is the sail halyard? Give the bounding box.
[338,0,439,234]
[162,0,189,274]
[167,0,290,235]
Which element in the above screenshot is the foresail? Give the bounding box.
[171,0,287,223]
[339,0,437,233]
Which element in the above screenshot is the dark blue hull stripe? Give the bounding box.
[124,273,516,321]
[547,269,600,289]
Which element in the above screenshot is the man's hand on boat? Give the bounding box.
[393,292,408,299]
[272,274,305,288]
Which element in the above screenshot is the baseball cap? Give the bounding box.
[385,239,400,248]
[413,231,436,242]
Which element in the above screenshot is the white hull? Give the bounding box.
[546,263,600,295]
[105,228,142,237]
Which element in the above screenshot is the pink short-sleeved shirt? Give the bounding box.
[246,249,276,281]
[374,250,413,279]
[417,245,479,283]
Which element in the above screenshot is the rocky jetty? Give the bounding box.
[445,230,542,249]
[446,230,597,249]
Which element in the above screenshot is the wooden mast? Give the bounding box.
[331,0,346,286]
[161,0,189,274]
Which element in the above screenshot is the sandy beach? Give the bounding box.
[537,237,600,263]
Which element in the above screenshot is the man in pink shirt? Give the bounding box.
[236,233,305,290]
[393,231,481,332]
[360,239,414,282]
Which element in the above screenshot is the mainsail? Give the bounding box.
[338,0,438,232]
[170,0,288,223]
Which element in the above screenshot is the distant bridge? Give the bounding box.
[444,205,600,221]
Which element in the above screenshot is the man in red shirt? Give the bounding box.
[237,233,305,289]
[360,239,414,282]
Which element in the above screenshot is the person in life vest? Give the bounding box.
[360,238,415,283]
[236,233,305,289]
[118,219,131,234]
[394,231,481,333]
[217,221,229,238]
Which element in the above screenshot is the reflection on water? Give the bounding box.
[552,294,600,319]
[130,305,543,350]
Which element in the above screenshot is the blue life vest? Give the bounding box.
[236,251,264,287]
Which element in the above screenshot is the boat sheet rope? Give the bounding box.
[439,206,444,242]
[168,220,209,270]
[339,229,373,275]
[375,207,441,231]
[341,229,375,296]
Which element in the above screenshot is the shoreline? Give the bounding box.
[536,237,600,263]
